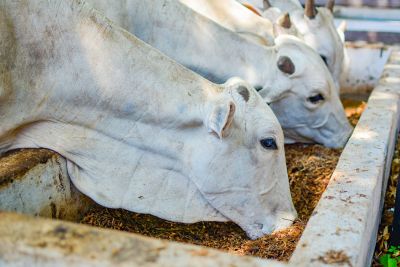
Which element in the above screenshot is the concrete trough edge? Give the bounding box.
[0,212,286,267]
[0,152,94,221]
[289,46,400,267]
[0,153,285,266]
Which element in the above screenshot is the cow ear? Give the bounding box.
[207,101,236,139]
[277,56,295,75]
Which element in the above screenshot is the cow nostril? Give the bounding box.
[261,223,274,234]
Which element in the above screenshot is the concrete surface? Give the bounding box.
[341,44,391,94]
[289,46,400,267]
[0,212,286,267]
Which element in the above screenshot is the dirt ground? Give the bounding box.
[80,98,366,261]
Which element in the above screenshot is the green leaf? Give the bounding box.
[388,258,397,267]
[380,254,390,267]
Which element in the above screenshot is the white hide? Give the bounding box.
[239,0,302,13]
[0,0,297,239]
[288,7,345,91]
[180,0,300,49]
[87,0,352,148]
[180,0,275,46]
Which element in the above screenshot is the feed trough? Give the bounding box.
[0,44,398,267]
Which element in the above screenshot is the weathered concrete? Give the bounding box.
[290,47,400,267]
[0,149,94,221]
[340,44,391,94]
[0,212,287,267]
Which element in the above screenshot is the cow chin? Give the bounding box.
[315,113,353,148]
[263,210,297,235]
[282,128,316,145]
[271,210,297,231]
[282,113,353,148]
[240,209,297,240]
[320,128,352,148]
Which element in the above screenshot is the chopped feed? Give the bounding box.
[342,98,367,127]
[80,99,366,261]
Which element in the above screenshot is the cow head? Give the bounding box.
[257,36,352,148]
[289,0,345,89]
[188,78,297,239]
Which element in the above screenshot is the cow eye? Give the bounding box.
[320,55,328,66]
[260,138,278,150]
[308,93,325,104]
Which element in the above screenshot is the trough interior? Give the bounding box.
[341,43,390,94]
[0,149,96,222]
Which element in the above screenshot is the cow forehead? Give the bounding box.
[239,105,283,138]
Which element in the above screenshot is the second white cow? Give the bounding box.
[87,0,353,148]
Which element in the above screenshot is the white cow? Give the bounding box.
[87,0,353,148]
[240,0,346,89]
[179,0,276,46]
[0,0,297,239]
[180,0,298,49]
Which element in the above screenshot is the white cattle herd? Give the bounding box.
[0,0,352,239]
